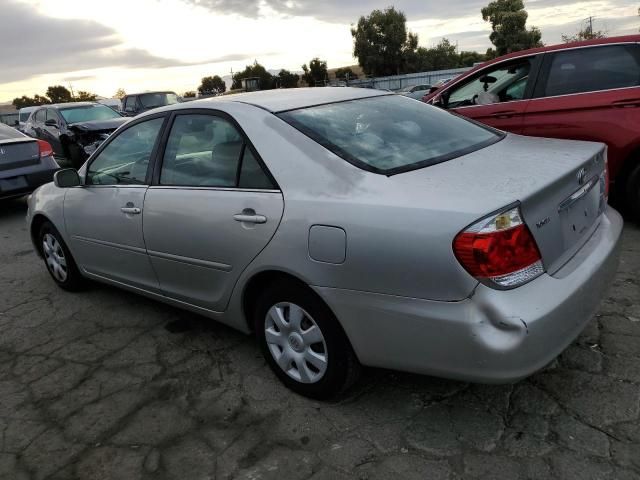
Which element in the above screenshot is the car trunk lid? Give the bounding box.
[391,134,607,275]
[0,139,40,172]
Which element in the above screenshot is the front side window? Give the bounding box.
[124,97,137,112]
[160,114,274,189]
[59,104,122,124]
[541,44,640,97]
[446,58,534,108]
[87,117,164,185]
[279,95,501,174]
[46,109,57,122]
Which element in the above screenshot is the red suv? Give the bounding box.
[423,35,640,217]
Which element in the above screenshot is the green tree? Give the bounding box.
[74,91,97,101]
[46,85,73,103]
[481,0,542,56]
[301,58,328,87]
[12,94,50,109]
[114,88,126,99]
[198,75,227,95]
[561,25,606,43]
[458,50,487,67]
[231,61,274,90]
[351,7,418,77]
[276,69,300,88]
[334,67,358,81]
[183,91,196,98]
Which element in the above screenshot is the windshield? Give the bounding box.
[59,105,122,124]
[279,95,501,174]
[19,112,31,122]
[139,92,179,108]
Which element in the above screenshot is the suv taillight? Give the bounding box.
[37,139,53,158]
[453,206,544,289]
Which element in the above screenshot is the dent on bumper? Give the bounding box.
[313,207,623,383]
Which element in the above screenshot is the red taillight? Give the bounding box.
[37,139,53,158]
[453,206,544,289]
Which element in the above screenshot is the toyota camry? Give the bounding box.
[26,88,622,399]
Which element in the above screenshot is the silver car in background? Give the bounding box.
[27,88,622,398]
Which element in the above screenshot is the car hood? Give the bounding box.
[67,117,128,132]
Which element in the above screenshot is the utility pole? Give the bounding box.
[586,16,594,37]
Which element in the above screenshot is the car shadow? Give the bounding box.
[0,196,28,220]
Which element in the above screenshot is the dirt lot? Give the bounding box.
[0,196,639,480]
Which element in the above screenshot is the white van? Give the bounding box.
[17,106,37,132]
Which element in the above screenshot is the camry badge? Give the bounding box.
[576,167,587,185]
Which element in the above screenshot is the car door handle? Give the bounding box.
[612,99,640,108]
[121,207,141,214]
[233,213,267,224]
[491,110,517,119]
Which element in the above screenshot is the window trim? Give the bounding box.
[532,42,640,100]
[150,108,280,191]
[83,112,169,186]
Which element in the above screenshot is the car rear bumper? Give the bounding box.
[313,206,623,383]
[0,160,58,200]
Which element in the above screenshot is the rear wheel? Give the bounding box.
[39,221,85,291]
[625,162,640,222]
[254,281,360,399]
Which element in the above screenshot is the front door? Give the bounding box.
[143,112,284,311]
[64,115,166,291]
[441,55,540,134]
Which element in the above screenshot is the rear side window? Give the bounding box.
[542,44,640,97]
[35,109,46,123]
[160,114,275,189]
[279,95,501,175]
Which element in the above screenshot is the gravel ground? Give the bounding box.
[0,196,639,480]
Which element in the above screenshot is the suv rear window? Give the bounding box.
[279,95,501,175]
[542,44,640,97]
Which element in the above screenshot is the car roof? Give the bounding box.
[189,87,391,113]
[46,102,100,109]
[465,34,640,75]
[18,106,37,113]
[127,91,177,96]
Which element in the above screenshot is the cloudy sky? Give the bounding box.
[0,0,637,102]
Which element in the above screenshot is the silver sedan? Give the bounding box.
[27,88,622,399]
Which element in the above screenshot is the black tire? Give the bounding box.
[254,281,360,400]
[625,162,640,222]
[38,221,85,291]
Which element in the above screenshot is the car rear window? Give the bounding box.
[59,105,122,124]
[278,95,501,175]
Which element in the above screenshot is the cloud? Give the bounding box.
[0,0,250,84]
[182,0,489,23]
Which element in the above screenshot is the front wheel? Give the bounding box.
[254,281,360,400]
[39,222,85,291]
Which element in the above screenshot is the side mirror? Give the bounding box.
[45,118,58,127]
[54,169,81,188]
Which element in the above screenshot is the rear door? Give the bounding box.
[442,55,541,133]
[143,111,284,312]
[522,43,640,180]
[64,115,166,291]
